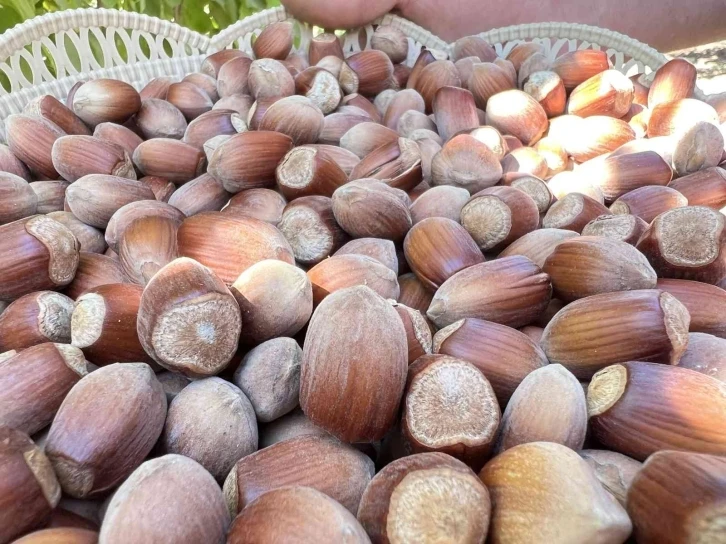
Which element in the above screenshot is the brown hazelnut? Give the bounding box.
[542,289,690,379]
[65,174,155,229]
[300,286,406,442]
[231,260,312,345]
[636,206,726,284]
[480,442,631,542]
[401,354,500,468]
[223,434,373,515]
[427,256,552,329]
[137,258,241,377]
[71,283,152,366]
[0,216,80,302]
[227,486,368,544]
[221,187,285,224]
[63,253,129,300]
[71,79,140,127]
[176,212,294,284]
[159,377,257,481]
[168,173,232,217]
[495,364,587,453]
[656,278,726,338]
[233,337,301,422]
[588,361,726,459]
[30,180,69,215]
[0,291,73,351]
[543,236,657,301]
[332,180,412,242]
[433,317,548,404]
[45,363,166,498]
[99,455,229,543]
[403,217,484,290]
[0,343,89,435]
[0,427,60,543]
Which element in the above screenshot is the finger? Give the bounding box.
[280,0,398,29]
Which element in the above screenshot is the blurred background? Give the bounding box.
[0,0,280,34]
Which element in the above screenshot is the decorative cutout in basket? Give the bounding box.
[0,5,670,141]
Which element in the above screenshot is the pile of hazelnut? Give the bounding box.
[0,20,725,544]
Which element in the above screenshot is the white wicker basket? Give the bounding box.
[0,6,670,142]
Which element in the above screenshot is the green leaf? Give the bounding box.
[0,5,23,31]
[181,0,213,33]
[0,0,35,20]
[208,1,231,29]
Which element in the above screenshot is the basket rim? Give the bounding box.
[0,5,670,68]
[0,7,211,60]
[477,21,668,68]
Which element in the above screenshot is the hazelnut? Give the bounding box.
[207,131,293,193]
[201,49,250,78]
[24,94,90,136]
[168,173,232,217]
[636,206,726,284]
[543,236,657,301]
[231,259,312,344]
[588,361,726,459]
[498,228,579,267]
[176,212,294,284]
[551,49,611,90]
[252,21,294,60]
[71,79,140,127]
[300,286,406,442]
[0,290,73,351]
[581,213,649,245]
[233,337,302,422]
[167,81,213,120]
[404,217,484,290]
[0,343,89,435]
[137,257,241,377]
[480,442,632,542]
[227,486,369,544]
[656,278,726,338]
[223,434,373,515]
[45,363,166,498]
[401,354,500,467]
[275,145,348,199]
[0,172,38,224]
[135,99,187,140]
[0,427,60,543]
[427,256,552,329]
[105,200,184,252]
[71,283,152,366]
[359,452,491,542]
[65,174,155,229]
[118,215,179,285]
[676,332,726,381]
[542,289,690,379]
[308,33,344,65]
[335,238,399,273]
[307,254,400,306]
[332,180,412,242]
[5,114,66,179]
[461,186,540,252]
[0,215,80,302]
[159,377,257,481]
[433,317,548,404]
[221,187,286,224]
[495,364,587,453]
[610,185,688,223]
[648,58,697,108]
[100,455,229,543]
[63,253,129,300]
